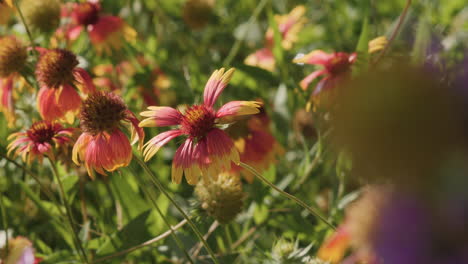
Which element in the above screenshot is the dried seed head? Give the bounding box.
[20,0,61,33]
[0,36,27,77]
[80,91,128,135]
[36,49,79,88]
[182,0,215,30]
[195,173,245,224]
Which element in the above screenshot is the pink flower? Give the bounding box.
[35,48,95,123]
[7,120,74,164]
[294,50,357,93]
[139,68,262,185]
[72,91,144,178]
[63,1,136,54]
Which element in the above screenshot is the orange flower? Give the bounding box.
[35,48,95,123]
[7,120,74,164]
[72,91,144,178]
[63,1,136,54]
[140,68,262,185]
[0,36,28,127]
[226,109,283,182]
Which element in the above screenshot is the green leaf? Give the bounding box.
[253,203,269,224]
[268,6,284,66]
[109,173,150,222]
[354,10,370,73]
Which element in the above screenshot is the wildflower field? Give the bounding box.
[0,0,467,263]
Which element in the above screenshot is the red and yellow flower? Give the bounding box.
[245,6,306,71]
[0,36,28,127]
[139,68,262,185]
[293,50,357,93]
[63,0,137,55]
[35,48,95,123]
[226,109,283,182]
[7,120,74,164]
[72,91,144,178]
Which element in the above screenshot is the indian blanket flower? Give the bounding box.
[35,48,95,123]
[293,50,357,93]
[64,0,137,54]
[7,120,74,164]
[3,236,42,264]
[139,68,262,185]
[72,91,144,178]
[244,6,306,71]
[0,36,28,127]
[226,109,283,182]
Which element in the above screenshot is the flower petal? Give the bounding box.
[203,68,236,108]
[74,67,96,94]
[216,101,263,124]
[139,106,182,127]
[171,138,201,184]
[125,110,145,149]
[143,129,182,162]
[106,129,132,171]
[293,50,333,65]
[299,69,326,90]
[72,133,92,165]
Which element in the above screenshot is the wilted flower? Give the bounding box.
[182,0,215,30]
[0,36,28,127]
[293,50,357,92]
[35,48,95,123]
[226,109,283,182]
[7,120,74,164]
[72,91,144,178]
[245,6,306,71]
[2,236,41,264]
[64,0,137,54]
[140,68,262,184]
[20,0,61,33]
[195,173,245,224]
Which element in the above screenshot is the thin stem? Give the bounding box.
[224,225,233,252]
[191,220,219,259]
[0,193,9,257]
[133,171,195,264]
[239,162,336,230]
[13,0,36,53]
[372,0,412,65]
[49,160,90,263]
[222,0,269,67]
[135,156,220,264]
[93,219,187,263]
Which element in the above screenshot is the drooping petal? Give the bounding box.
[139,106,182,127]
[171,138,201,184]
[105,129,132,171]
[293,50,333,65]
[72,132,93,165]
[204,128,239,177]
[317,226,351,263]
[124,110,145,149]
[203,68,236,108]
[143,129,182,162]
[66,25,84,41]
[57,84,82,123]
[37,87,63,122]
[73,67,96,94]
[299,69,326,90]
[0,77,15,127]
[84,133,112,177]
[216,101,263,124]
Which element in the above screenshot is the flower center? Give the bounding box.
[36,49,79,89]
[73,2,100,26]
[0,37,27,77]
[80,91,127,135]
[181,105,215,139]
[326,53,353,75]
[27,121,56,143]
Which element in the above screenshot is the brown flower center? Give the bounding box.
[36,49,79,89]
[27,121,58,143]
[181,105,215,139]
[80,91,127,135]
[0,37,27,77]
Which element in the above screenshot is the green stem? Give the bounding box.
[224,225,233,252]
[239,162,336,230]
[135,156,220,264]
[13,0,36,54]
[0,193,9,257]
[132,171,195,264]
[49,160,90,263]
